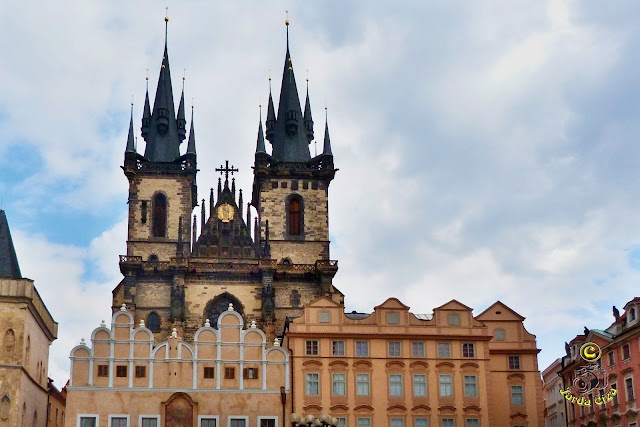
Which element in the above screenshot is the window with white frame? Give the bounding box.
[437,342,451,358]
[464,375,478,397]
[413,374,427,397]
[511,385,524,405]
[141,416,160,427]
[412,342,425,357]
[441,419,454,427]
[79,416,98,427]
[229,418,247,427]
[356,373,370,396]
[306,340,319,356]
[626,377,635,401]
[259,417,277,427]
[462,343,475,358]
[389,374,403,396]
[414,418,428,427]
[200,418,217,427]
[333,373,346,396]
[439,374,453,397]
[388,341,402,357]
[109,416,128,427]
[508,356,520,370]
[465,419,479,427]
[336,417,346,427]
[332,340,345,356]
[356,341,369,357]
[391,418,404,427]
[306,373,320,395]
[357,418,371,427]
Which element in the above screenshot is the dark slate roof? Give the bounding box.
[141,30,182,162]
[0,210,22,279]
[270,29,311,162]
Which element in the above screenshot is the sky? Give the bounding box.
[1,0,640,386]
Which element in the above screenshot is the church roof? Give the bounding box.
[0,210,22,279]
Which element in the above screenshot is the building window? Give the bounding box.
[116,366,127,377]
[631,307,637,321]
[224,367,235,379]
[511,385,524,405]
[464,375,478,397]
[291,291,300,307]
[97,365,108,377]
[356,373,370,396]
[147,312,160,332]
[412,342,425,358]
[439,374,453,397]
[357,418,371,427]
[413,374,427,397]
[4,329,15,356]
[306,340,319,355]
[141,417,159,427]
[388,341,402,357]
[230,418,246,427]
[110,417,128,427]
[306,373,319,395]
[441,419,454,427]
[333,373,346,396]
[623,344,631,360]
[414,419,428,427]
[152,193,167,238]
[387,312,399,324]
[135,366,146,378]
[200,419,216,427]
[462,343,475,358]
[626,377,635,401]
[612,382,618,405]
[356,341,369,357]
[608,351,615,366]
[437,342,451,358]
[244,368,259,379]
[260,418,276,427]
[465,419,479,427]
[288,197,302,236]
[80,416,98,427]
[391,419,404,427]
[336,418,346,427]
[318,311,330,323]
[494,328,506,341]
[389,374,403,396]
[508,356,521,370]
[332,341,345,356]
[204,367,215,379]
[448,313,460,326]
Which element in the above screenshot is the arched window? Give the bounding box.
[4,329,15,356]
[148,254,159,262]
[204,293,244,329]
[148,312,161,332]
[152,193,167,237]
[287,196,303,236]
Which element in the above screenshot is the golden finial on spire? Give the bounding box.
[165,7,169,23]
[285,10,289,26]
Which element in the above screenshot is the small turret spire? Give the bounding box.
[238,189,243,219]
[256,106,266,154]
[246,203,251,234]
[253,217,259,245]
[217,178,222,198]
[231,178,236,197]
[186,104,196,154]
[303,75,314,143]
[192,215,197,253]
[126,103,136,153]
[141,74,151,139]
[201,199,206,231]
[265,79,276,142]
[322,107,333,156]
[177,72,187,142]
[0,210,22,279]
[209,188,214,217]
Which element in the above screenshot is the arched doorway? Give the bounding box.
[204,293,244,329]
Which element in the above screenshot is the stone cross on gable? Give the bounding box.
[215,160,239,181]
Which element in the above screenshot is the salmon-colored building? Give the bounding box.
[66,305,289,427]
[286,297,544,427]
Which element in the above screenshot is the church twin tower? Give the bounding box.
[117,18,339,341]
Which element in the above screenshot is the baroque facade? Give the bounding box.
[0,210,59,427]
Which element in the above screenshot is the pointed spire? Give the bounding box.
[253,217,259,244]
[187,105,196,154]
[265,84,276,142]
[217,178,222,198]
[209,188,214,217]
[238,189,243,219]
[246,203,251,235]
[126,103,136,153]
[256,107,266,154]
[322,108,333,156]
[0,210,22,279]
[142,14,181,162]
[192,215,197,252]
[270,17,311,162]
[141,76,151,139]
[303,78,314,142]
[231,178,236,198]
[177,77,187,142]
[201,199,206,231]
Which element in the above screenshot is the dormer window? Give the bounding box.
[630,307,636,321]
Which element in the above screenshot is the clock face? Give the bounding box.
[217,203,235,222]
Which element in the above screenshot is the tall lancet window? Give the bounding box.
[288,196,303,236]
[152,193,167,237]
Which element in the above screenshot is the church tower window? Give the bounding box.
[152,193,167,237]
[287,196,303,236]
[147,312,160,332]
[291,291,300,307]
[4,329,14,356]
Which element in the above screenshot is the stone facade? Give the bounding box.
[66,306,289,427]
[286,297,544,427]
[0,278,58,427]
